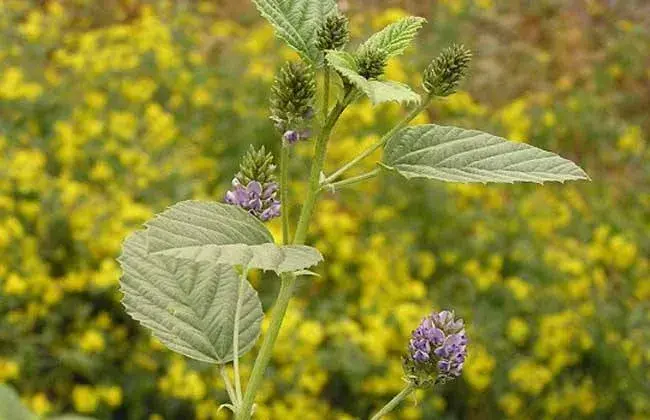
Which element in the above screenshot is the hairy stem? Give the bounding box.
[236,273,296,420]
[232,268,248,404]
[325,96,431,184]
[320,168,380,192]
[220,365,238,408]
[370,383,416,420]
[280,145,290,245]
[293,90,353,244]
[322,67,331,121]
[237,89,354,420]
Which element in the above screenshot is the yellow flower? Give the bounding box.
[72,385,100,413]
[506,276,532,301]
[3,273,28,296]
[617,126,645,156]
[507,317,530,345]
[0,358,20,382]
[464,345,495,392]
[29,393,52,416]
[298,321,325,347]
[509,359,552,395]
[99,385,123,407]
[499,392,523,417]
[79,330,105,353]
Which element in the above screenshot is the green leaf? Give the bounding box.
[382,125,590,184]
[251,0,338,64]
[146,201,323,273]
[359,16,426,58]
[326,51,420,105]
[50,416,99,420]
[119,231,263,364]
[0,384,37,420]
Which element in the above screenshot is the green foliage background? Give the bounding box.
[0,0,648,419]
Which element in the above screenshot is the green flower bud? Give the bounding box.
[270,62,316,133]
[423,44,472,97]
[236,145,277,186]
[316,14,350,51]
[356,47,388,80]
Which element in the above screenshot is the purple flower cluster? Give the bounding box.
[282,129,311,145]
[409,310,468,380]
[225,178,281,221]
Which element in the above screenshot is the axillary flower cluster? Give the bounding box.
[404,310,468,387]
[225,146,281,221]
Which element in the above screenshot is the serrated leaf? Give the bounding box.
[364,80,420,105]
[382,125,590,184]
[0,384,37,420]
[146,201,323,273]
[294,269,320,277]
[151,243,323,274]
[359,16,426,58]
[147,201,273,248]
[119,231,263,364]
[326,51,420,105]
[251,0,338,64]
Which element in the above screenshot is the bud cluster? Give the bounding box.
[356,47,388,80]
[423,44,472,97]
[403,310,468,387]
[270,62,316,145]
[225,146,280,221]
[316,14,350,51]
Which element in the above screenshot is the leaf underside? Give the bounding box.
[146,201,323,273]
[383,124,590,184]
[0,384,37,420]
[326,51,420,105]
[119,231,263,364]
[251,0,338,64]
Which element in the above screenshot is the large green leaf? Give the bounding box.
[251,0,338,64]
[119,231,263,364]
[0,384,37,420]
[359,16,426,58]
[146,201,323,273]
[326,51,420,105]
[382,125,590,184]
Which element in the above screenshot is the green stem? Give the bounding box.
[236,89,354,420]
[293,90,353,244]
[320,168,380,192]
[370,383,416,420]
[236,273,296,420]
[232,268,248,404]
[324,96,431,184]
[322,67,331,122]
[280,145,290,245]
[220,365,238,408]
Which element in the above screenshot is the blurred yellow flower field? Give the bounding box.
[1,0,649,419]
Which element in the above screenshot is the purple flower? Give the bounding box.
[406,309,468,384]
[225,178,281,222]
[283,130,300,144]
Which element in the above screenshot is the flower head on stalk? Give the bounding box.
[403,309,468,387]
[270,62,316,145]
[225,146,280,221]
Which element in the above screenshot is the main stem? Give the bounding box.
[236,84,351,420]
[324,95,431,184]
[369,383,416,420]
[232,268,248,404]
[280,145,290,245]
[236,272,296,420]
[294,91,352,244]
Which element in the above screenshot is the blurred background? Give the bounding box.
[0,0,649,419]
